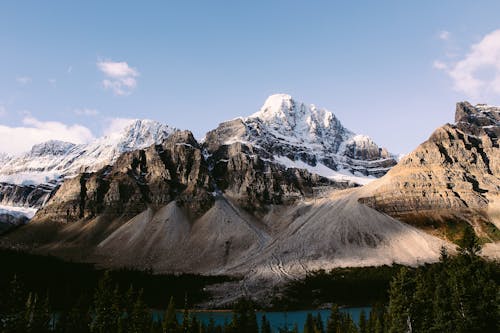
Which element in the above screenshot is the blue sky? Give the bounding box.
[1,1,500,154]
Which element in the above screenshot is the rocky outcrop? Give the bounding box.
[359,102,500,241]
[0,182,54,208]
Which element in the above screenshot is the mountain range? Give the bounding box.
[0,95,498,303]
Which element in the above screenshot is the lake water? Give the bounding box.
[166,307,371,332]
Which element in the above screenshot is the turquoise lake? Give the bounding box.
[165,307,371,332]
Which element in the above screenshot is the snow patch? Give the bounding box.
[273,155,376,185]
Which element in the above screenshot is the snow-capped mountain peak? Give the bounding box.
[249,94,343,140]
[104,119,174,149]
[0,119,176,187]
[28,140,77,157]
[206,93,396,184]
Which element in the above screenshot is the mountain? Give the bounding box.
[205,94,396,184]
[359,102,500,245]
[0,119,175,228]
[3,98,497,304]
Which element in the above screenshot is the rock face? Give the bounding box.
[29,128,341,237]
[359,102,500,241]
[205,94,396,183]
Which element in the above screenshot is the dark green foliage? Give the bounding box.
[0,275,28,333]
[163,296,178,333]
[358,310,367,333]
[56,296,91,333]
[230,299,258,333]
[458,224,481,256]
[385,230,499,333]
[326,304,340,333]
[274,265,402,309]
[91,272,121,333]
[25,292,51,333]
[260,315,271,333]
[129,289,151,333]
[387,267,412,333]
[0,249,231,310]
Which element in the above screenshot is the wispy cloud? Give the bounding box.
[0,116,95,154]
[434,29,500,99]
[438,30,450,40]
[16,76,32,85]
[0,105,6,117]
[97,60,139,96]
[48,78,57,86]
[74,108,99,116]
[67,66,73,74]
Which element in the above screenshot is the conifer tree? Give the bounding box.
[56,295,91,333]
[304,313,315,333]
[387,267,413,333]
[1,275,27,333]
[232,298,258,333]
[162,296,178,333]
[91,271,121,333]
[326,304,340,333]
[315,312,324,333]
[358,310,367,333]
[129,289,151,333]
[261,314,271,333]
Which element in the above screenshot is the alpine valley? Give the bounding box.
[0,94,498,303]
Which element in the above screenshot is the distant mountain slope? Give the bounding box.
[0,120,175,227]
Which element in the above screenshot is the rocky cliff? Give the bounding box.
[359,102,500,242]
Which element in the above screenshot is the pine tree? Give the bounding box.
[387,267,413,333]
[411,269,433,332]
[1,275,27,333]
[181,303,190,333]
[162,296,178,333]
[326,304,340,333]
[458,224,481,256]
[261,314,271,333]
[315,312,324,333]
[358,310,367,333]
[129,289,151,333]
[56,296,91,333]
[231,298,258,333]
[304,313,315,333]
[91,271,121,333]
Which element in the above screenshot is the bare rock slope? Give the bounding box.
[359,102,500,242]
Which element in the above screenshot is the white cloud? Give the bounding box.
[97,60,139,96]
[48,78,56,85]
[435,29,500,99]
[16,76,32,85]
[438,30,450,40]
[0,116,95,154]
[74,108,99,116]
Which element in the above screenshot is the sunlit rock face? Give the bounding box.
[359,102,500,241]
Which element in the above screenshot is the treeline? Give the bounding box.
[0,225,498,332]
[385,226,499,333]
[273,265,402,309]
[0,249,230,309]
